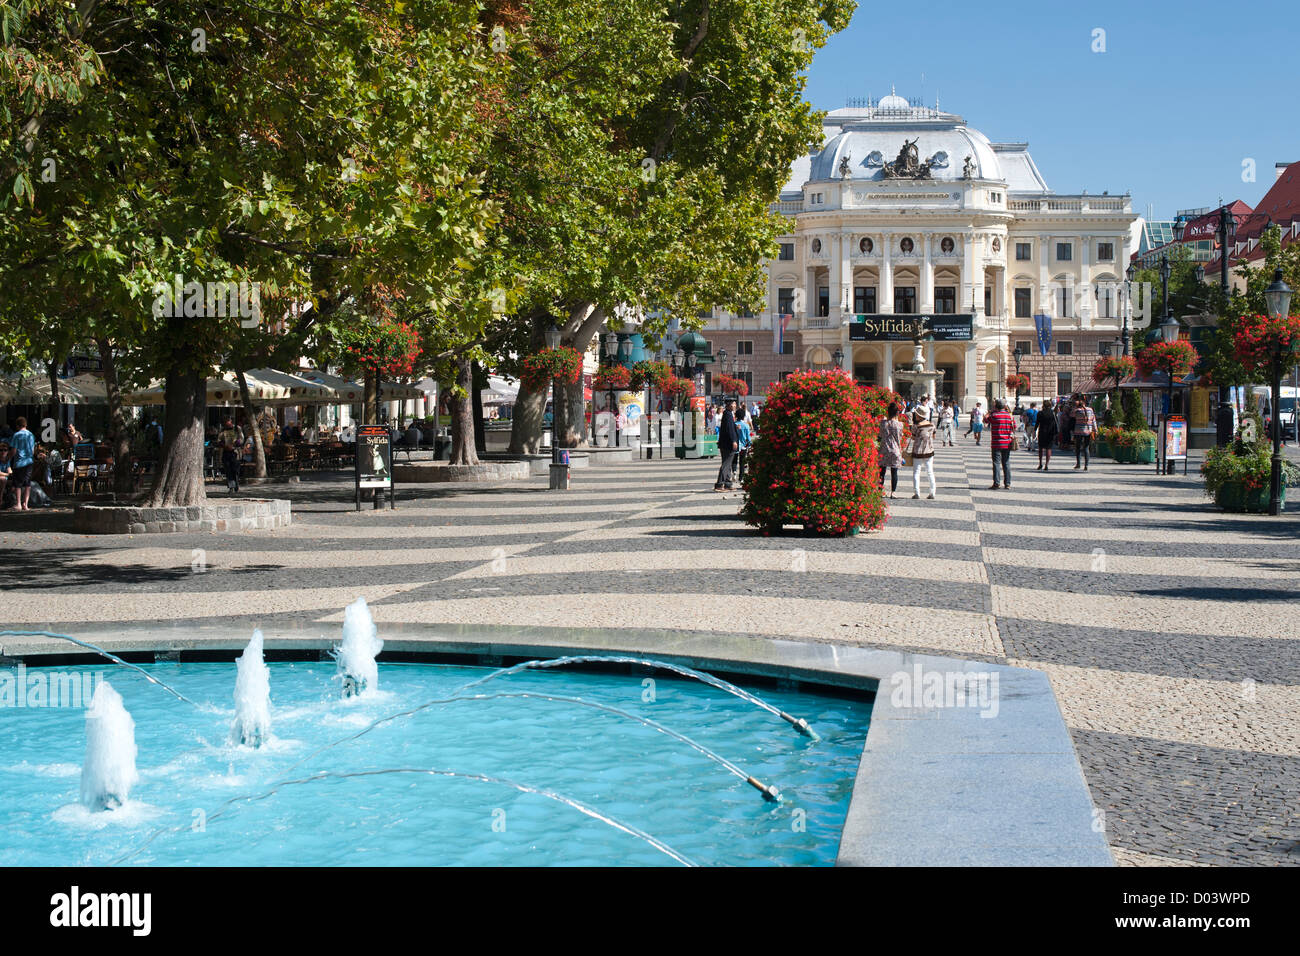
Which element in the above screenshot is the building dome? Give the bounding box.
[877,91,910,111]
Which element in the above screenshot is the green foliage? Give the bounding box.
[1121,389,1146,432]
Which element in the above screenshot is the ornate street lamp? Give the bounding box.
[543,326,566,484]
[832,346,844,371]
[1265,268,1294,515]
[1194,264,1206,284]
[1123,263,1136,356]
[1012,341,1025,408]
[717,348,728,401]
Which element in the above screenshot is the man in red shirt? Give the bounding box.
[987,399,1016,489]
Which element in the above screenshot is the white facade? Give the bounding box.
[708,95,1139,407]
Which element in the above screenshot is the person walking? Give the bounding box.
[713,398,739,492]
[938,400,956,445]
[987,399,1015,489]
[910,406,937,499]
[877,401,906,498]
[6,417,36,510]
[966,402,984,444]
[734,404,752,485]
[219,418,240,494]
[1036,400,1058,470]
[1022,402,1039,452]
[1072,397,1098,470]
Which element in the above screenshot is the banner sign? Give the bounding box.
[1034,314,1052,356]
[356,424,392,489]
[848,314,973,342]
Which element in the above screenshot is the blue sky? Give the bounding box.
[805,0,1299,220]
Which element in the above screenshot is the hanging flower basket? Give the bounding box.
[1231,312,1300,373]
[519,347,583,389]
[630,360,672,390]
[592,364,632,390]
[1005,373,1031,394]
[334,320,422,377]
[714,373,749,397]
[1134,340,1198,378]
[1092,355,1136,383]
[740,369,884,536]
[660,377,695,406]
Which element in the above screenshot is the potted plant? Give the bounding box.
[1005,373,1031,403]
[740,369,884,536]
[1202,407,1300,511]
[519,347,583,390]
[592,364,632,391]
[714,373,749,397]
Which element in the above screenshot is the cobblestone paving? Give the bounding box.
[1,439,1297,865]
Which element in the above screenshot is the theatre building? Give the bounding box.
[698,93,1138,408]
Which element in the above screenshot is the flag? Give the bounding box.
[774,313,791,354]
[1034,314,1052,356]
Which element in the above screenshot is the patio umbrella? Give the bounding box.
[481,375,519,406]
[295,369,431,402]
[7,373,109,404]
[245,368,334,405]
[122,372,291,406]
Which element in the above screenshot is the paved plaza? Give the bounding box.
[1,441,1297,866]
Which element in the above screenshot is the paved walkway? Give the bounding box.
[1,440,1297,865]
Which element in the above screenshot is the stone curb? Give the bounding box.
[73,498,292,535]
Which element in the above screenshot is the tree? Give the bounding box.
[0,1,500,505]
[1204,225,1300,387]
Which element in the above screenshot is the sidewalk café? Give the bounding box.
[0,366,437,501]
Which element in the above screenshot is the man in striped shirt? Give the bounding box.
[987,399,1016,489]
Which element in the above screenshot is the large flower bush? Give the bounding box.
[740,369,884,535]
[714,373,749,397]
[856,384,905,418]
[592,364,632,390]
[1092,355,1136,382]
[1231,312,1300,373]
[631,360,672,390]
[1202,405,1300,502]
[519,347,583,389]
[1134,340,1198,378]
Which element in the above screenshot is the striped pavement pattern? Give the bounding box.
[1,436,1296,866]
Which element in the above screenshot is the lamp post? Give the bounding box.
[1123,263,1136,356]
[1218,203,1236,294]
[832,346,844,374]
[544,326,566,487]
[601,331,618,448]
[1011,342,1026,409]
[716,348,728,402]
[1158,313,1181,474]
[1265,268,1294,515]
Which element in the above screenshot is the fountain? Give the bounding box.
[891,318,945,402]
[80,682,138,811]
[333,597,382,697]
[231,630,272,747]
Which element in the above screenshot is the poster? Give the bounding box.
[1163,416,1187,460]
[356,424,392,488]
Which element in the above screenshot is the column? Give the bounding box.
[925,342,936,401]
[884,342,894,391]
[920,234,934,313]
[839,229,852,320]
[880,233,894,313]
[1079,234,1092,328]
[840,324,850,371]
[962,232,975,319]
[964,343,978,408]
[1038,234,1051,318]
[828,232,842,324]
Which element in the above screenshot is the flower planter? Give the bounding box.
[1093,440,1110,459]
[1112,445,1136,463]
[1214,480,1283,513]
[1134,444,1156,464]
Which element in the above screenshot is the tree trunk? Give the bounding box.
[96,337,135,498]
[145,366,207,507]
[507,310,551,454]
[45,360,61,427]
[363,367,378,425]
[449,356,479,465]
[554,378,588,447]
[508,379,546,454]
[234,367,267,480]
[472,360,487,453]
